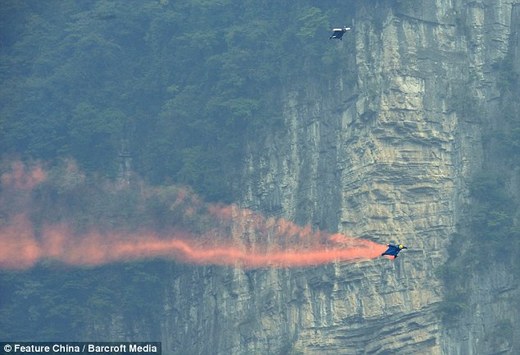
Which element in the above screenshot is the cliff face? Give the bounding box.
[441,3,520,354]
[239,0,519,354]
[242,1,458,352]
[93,1,519,354]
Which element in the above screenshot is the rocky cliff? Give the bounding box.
[92,1,520,353]
[240,0,520,354]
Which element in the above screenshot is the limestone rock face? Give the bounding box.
[96,1,520,354]
[240,0,520,354]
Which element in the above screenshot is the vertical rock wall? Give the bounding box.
[240,0,519,354]
[442,2,520,354]
[97,1,520,354]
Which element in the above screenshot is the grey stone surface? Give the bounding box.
[92,1,520,354]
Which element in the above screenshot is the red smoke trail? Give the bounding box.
[0,161,387,269]
[0,219,386,269]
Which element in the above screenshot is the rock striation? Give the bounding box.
[240,0,519,354]
[93,1,520,353]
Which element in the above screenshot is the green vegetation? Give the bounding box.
[0,1,358,341]
[439,53,520,323]
[469,172,518,249]
[0,0,352,202]
[0,163,219,340]
[0,261,169,340]
[467,57,520,257]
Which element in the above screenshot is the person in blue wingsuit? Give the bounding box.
[381,244,408,259]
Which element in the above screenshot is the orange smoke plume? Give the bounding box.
[0,161,387,269]
[0,216,386,269]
